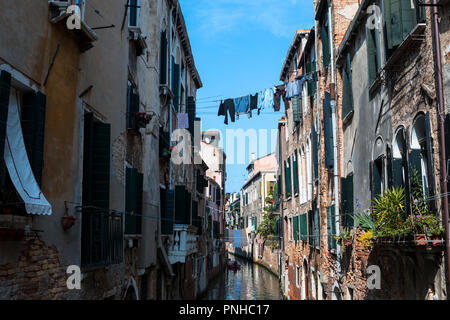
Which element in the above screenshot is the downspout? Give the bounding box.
[431,0,450,291]
[328,2,342,274]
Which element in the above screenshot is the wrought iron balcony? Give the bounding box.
[168,224,198,264]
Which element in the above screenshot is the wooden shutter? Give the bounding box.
[185,189,191,225]
[314,208,320,247]
[371,161,382,199]
[127,87,139,129]
[292,96,301,123]
[173,63,180,111]
[92,121,111,209]
[307,210,313,244]
[323,92,334,169]
[187,97,196,138]
[387,0,403,48]
[0,71,11,186]
[424,112,435,201]
[366,26,378,85]
[22,92,46,186]
[327,206,336,250]
[129,0,138,26]
[175,186,186,224]
[300,213,307,242]
[163,189,175,235]
[312,124,319,180]
[386,145,393,189]
[321,21,330,67]
[342,53,353,119]
[125,168,143,234]
[293,151,299,195]
[160,31,167,84]
[341,175,354,227]
[287,157,292,197]
[400,0,415,39]
[293,215,299,241]
[393,158,404,188]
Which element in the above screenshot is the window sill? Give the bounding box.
[49,3,98,53]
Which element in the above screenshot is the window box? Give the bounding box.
[129,26,147,56]
[48,1,98,53]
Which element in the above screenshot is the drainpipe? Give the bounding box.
[328,3,342,274]
[431,0,450,291]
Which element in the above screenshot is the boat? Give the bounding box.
[227,261,241,270]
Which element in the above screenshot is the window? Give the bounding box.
[81,113,123,267]
[323,92,334,169]
[383,0,426,58]
[372,157,384,199]
[299,213,307,242]
[411,114,435,200]
[392,128,407,188]
[128,0,140,28]
[293,151,299,195]
[125,167,143,235]
[293,215,299,241]
[160,30,168,85]
[289,217,293,240]
[292,96,301,124]
[327,206,337,250]
[341,175,354,227]
[127,81,139,130]
[285,159,292,198]
[306,52,317,96]
[296,265,300,288]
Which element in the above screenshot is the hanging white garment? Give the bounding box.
[4,89,52,215]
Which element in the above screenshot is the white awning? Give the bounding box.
[4,89,52,215]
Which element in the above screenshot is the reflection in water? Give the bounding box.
[203,254,282,300]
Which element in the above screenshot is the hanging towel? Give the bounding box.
[177,113,189,129]
[257,88,274,111]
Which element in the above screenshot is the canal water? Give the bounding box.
[202,254,282,300]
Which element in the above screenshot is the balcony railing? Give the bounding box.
[168,224,198,264]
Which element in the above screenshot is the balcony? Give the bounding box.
[168,224,198,264]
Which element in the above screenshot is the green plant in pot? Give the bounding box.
[334,229,352,247]
[372,186,407,241]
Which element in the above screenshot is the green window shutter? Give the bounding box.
[292,96,301,123]
[129,0,138,26]
[415,0,426,23]
[163,189,175,235]
[307,211,313,244]
[327,206,337,250]
[293,215,299,241]
[293,151,299,195]
[341,175,354,227]
[342,53,353,119]
[366,26,377,85]
[173,63,180,111]
[393,158,405,188]
[371,161,382,200]
[311,57,317,94]
[22,92,46,186]
[409,149,422,183]
[387,0,403,48]
[160,31,167,84]
[93,121,111,209]
[0,71,11,186]
[287,157,292,197]
[400,0,415,39]
[424,112,435,199]
[323,92,334,169]
[321,21,330,67]
[314,208,320,247]
[300,213,307,242]
[312,124,319,181]
[306,62,312,96]
[175,186,186,224]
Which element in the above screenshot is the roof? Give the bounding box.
[174,0,203,88]
[280,30,311,81]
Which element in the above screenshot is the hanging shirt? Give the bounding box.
[234,95,250,114]
[257,88,274,111]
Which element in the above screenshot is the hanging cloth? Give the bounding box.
[177,113,189,129]
[257,88,274,112]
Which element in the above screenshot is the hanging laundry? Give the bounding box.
[250,93,258,110]
[234,95,250,114]
[257,87,274,112]
[177,113,189,129]
[217,98,236,125]
[274,85,286,112]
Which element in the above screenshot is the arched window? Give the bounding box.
[371,137,385,199]
[411,114,434,199]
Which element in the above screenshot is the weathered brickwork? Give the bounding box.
[0,238,71,300]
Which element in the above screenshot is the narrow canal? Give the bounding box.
[202,254,282,300]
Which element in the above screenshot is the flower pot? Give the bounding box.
[414,234,426,245]
[62,216,77,230]
[430,236,442,246]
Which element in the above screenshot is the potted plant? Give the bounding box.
[334,230,352,247]
[62,215,77,230]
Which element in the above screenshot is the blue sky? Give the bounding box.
[179,0,314,194]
